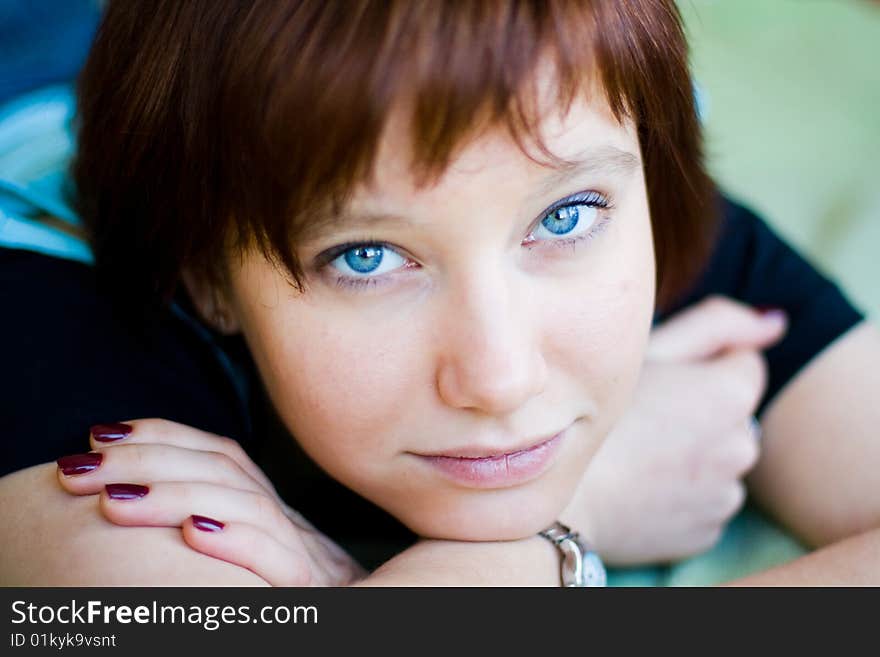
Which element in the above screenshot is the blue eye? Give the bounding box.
[541,205,582,235]
[344,245,382,273]
[530,191,607,242]
[329,243,407,277]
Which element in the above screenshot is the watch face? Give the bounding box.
[582,552,607,587]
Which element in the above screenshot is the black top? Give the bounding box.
[0,197,866,566]
[653,199,865,416]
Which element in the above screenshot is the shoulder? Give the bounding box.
[0,248,252,475]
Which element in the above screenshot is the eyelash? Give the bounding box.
[316,190,614,291]
[523,190,612,251]
[314,241,408,291]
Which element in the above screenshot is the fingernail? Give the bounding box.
[105,483,149,500]
[756,306,787,322]
[57,452,103,476]
[191,515,225,532]
[91,422,133,442]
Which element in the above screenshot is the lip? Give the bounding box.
[414,430,567,489]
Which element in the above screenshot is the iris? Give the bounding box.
[344,245,384,273]
[541,205,580,235]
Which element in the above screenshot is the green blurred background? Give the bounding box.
[679,0,879,319]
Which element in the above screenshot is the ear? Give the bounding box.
[181,268,241,335]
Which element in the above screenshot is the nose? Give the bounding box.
[435,269,548,416]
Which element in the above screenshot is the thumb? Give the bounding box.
[647,296,787,362]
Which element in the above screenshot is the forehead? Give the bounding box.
[354,90,639,209]
[291,63,643,245]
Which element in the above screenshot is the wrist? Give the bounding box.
[360,536,560,587]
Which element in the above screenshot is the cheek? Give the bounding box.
[547,203,655,426]
[567,279,652,424]
[239,296,423,485]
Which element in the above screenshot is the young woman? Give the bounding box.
[1,0,877,586]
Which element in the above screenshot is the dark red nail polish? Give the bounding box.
[57,452,103,476]
[105,483,149,500]
[191,515,225,532]
[91,422,133,442]
[755,305,785,315]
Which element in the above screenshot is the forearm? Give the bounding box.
[750,321,880,546]
[727,526,880,586]
[356,536,560,587]
[2,463,561,587]
[0,464,266,586]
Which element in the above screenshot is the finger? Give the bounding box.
[708,426,761,479]
[280,505,367,585]
[88,419,278,497]
[707,481,747,526]
[182,516,313,586]
[97,481,304,551]
[690,525,725,556]
[647,296,787,362]
[57,443,267,496]
[699,348,769,418]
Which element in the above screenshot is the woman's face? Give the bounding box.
[223,91,656,540]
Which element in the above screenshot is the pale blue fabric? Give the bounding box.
[0,0,100,105]
[0,84,92,264]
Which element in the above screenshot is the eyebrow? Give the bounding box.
[529,145,641,201]
[299,144,641,244]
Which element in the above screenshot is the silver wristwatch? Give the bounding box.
[538,521,607,587]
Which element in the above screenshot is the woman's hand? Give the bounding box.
[55,418,364,586]
[562,296,788,565]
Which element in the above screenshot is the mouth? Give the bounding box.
[412,429,568,489]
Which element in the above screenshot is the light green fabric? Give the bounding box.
[680,0,880,320]
[663,507,806,587]
[606,507,807,587]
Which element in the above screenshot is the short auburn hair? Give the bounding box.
[73,0,718,314]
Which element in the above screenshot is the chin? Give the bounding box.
[390,488,569,542]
